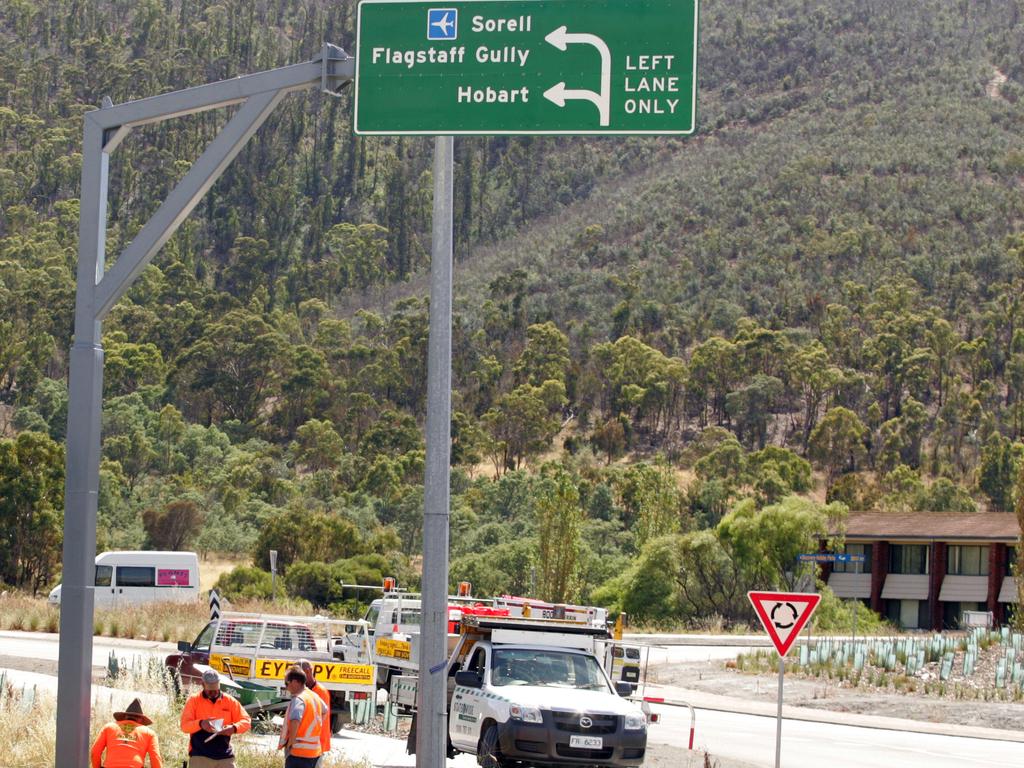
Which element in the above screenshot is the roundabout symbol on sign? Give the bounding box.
[770,602,798,630]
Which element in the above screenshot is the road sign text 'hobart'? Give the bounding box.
[355,0,699,135]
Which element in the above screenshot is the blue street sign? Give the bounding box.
[797,553,866,563]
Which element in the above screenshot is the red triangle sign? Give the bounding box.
[747,591,821,657]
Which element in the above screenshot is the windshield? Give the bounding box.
[491,648,610,691]
[364,604,381,634]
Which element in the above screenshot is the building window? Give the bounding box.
[889,545,928,575]
[833,543,872,573]
[884,599,929,629]
[1008,547,1017,577]
[946,545,989,576]
[943,601,983,630]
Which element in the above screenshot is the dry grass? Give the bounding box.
[200,552,250,592]
[0,595,60,633]
[0,666,362,768]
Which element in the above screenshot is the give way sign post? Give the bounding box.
[748,591,821,768]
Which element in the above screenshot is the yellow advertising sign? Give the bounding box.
[376,637,412,660]
[252,658,375,686]
[210,653,253,677]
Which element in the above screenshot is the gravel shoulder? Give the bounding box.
[648,659,1024,732]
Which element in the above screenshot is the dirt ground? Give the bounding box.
[644,743,759,768]
[649,658,1024,732]
[0,654,110,684]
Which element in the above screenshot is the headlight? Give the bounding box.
[624,713,646,730]
[509,705,543,724]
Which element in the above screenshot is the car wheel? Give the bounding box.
[477,723,504,768]
[331,699,351,734]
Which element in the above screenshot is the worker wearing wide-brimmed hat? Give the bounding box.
[90,697,163,768]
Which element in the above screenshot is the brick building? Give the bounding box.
[824,513,1020,630]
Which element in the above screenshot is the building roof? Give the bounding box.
[836,512,1020,542]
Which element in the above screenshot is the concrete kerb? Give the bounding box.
[624,633,775,647]
[644,682,1024,744]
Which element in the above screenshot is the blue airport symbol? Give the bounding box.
[427,8,458,40]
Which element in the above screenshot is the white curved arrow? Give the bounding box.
[543,82,607,118]
[544,25,611,127]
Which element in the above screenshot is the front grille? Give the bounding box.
[556,744,615,760]
[515,740,545,753]
[551,711,619,734]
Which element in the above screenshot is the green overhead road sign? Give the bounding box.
[354,0,699,135]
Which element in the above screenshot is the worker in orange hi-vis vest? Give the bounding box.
[278,666,328,768]
[180,668,252,767]
[90,698,163,768]
[299,659,332,761]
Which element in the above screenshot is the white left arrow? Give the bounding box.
[543,82,607,119]
[543,25,611,126]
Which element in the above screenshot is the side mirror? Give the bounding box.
[177,641,192,653]
[615,681,633,697]
[454,670,482,689]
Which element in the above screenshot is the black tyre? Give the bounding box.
[477,723,504,768]
[331,697,351,734]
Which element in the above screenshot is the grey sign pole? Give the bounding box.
[55,46,352,768]
[775,656,784,768]
[270,549,279,601]
[416,135,454,768]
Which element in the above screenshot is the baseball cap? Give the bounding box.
[201,669,221,685]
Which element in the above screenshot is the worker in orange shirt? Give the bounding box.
[277,666,327,768]
[181,668,252,767]
[300,659,332,762]
[90,698,163,768]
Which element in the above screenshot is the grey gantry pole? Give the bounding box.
[416,135,454,768]
[55,45,352,768]
[55,115,109,768]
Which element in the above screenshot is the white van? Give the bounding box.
[48,551,200,607]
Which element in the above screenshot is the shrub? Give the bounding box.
[215,566,274,600]
[285,561,343,607]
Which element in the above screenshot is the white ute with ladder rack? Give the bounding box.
[167,611,376,733]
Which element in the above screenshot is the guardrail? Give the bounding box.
[643,696,695,749]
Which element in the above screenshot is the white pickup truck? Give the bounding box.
[395,615,649,768]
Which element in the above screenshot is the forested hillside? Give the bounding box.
[2,0,1023,624]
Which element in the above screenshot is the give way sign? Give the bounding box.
[747,591,821,657]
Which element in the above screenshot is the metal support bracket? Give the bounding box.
[318,42,353,96]
[56,44,351,768]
